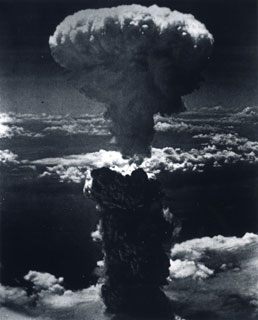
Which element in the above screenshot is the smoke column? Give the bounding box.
[49,4,213,157]
[86,167,173,315]
[50,4,213,316]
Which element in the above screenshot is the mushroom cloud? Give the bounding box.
[49,4,213,157]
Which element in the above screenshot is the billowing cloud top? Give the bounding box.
[49,4,213,70]
[50,5,213,157]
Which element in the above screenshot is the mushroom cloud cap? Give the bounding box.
[50,5,213,157]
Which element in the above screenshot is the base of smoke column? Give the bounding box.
[86,167,174,317]
[101,283,171,316]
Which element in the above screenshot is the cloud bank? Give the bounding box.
[167,233,258,319]
[1,233,258,319]
[0,112,110,138]
[154,113,220,134]
[34,138,258,183]
[1,105,258,185]
[0,271,101,313]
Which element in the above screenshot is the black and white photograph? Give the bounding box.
[0,0,257,319]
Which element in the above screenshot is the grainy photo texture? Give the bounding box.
[0,1,257,320]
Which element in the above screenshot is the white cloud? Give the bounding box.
[38,285,101,310]
[0,112,67,124]
[39,165,86,184]
[175,105,258,127]
[33,139,258,183]
[193,133,258,154]
[33,149,136,173]
[43,123,110,136]
[0,271,102,315]
[0,149,19,165]
[42,113,110,136]
[166,233,258,319]
[24,271,65,295]
[1,234,258,319]
[2,107,257,182]
[171,232,258,262]
[0,271,65,309]
[0,112,109,138]
[0,124,44,139]
[232,106,258,120]
[37,151,138,183]
[0,284,32,307]
[169,259,214,280]
[154,114,219,134]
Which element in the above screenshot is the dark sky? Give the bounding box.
[0,0,257,114]
[0,0,257,49]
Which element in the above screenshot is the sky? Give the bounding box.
[0,3,258,317]
[0,0,257,114]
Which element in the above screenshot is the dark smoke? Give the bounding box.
[86,168,173,315]
[49,4,213,157]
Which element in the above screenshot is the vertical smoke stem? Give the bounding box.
[87,168,173,315]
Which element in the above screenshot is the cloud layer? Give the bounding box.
[167,233,258,319]
[33,139,258,183]
[1,233,258,319]
[1,105,258,185]
[0,112,110,138]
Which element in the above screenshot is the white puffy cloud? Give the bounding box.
[0,271,103,318]
[171,232,258,262]
[38,285,101,310]
[24,271,65,295]
[166,233,258,319]
[0,112,66,124]
[0,271,65,308]
[0,284,104,320]
[0,112,90,123]
[0,149,19,165]
[33,149,128,167]
[39,165,87,184]
[193,132,258,154]
[142,145,258,175]
[42,113,110,136]
[153,105,258,141]
[1,234,258,319]
[33,138,258,183]
[154,113,219,134]
[0,112,109,138]
[37,152,137,183]
[0,124,44,139]
[232,106,258,121]
[0,284,32,307]
[2,106,257,182]
[175,105,258,127]
[43,123,110,136]
[0,113,44,138]
[169,259,214,280]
